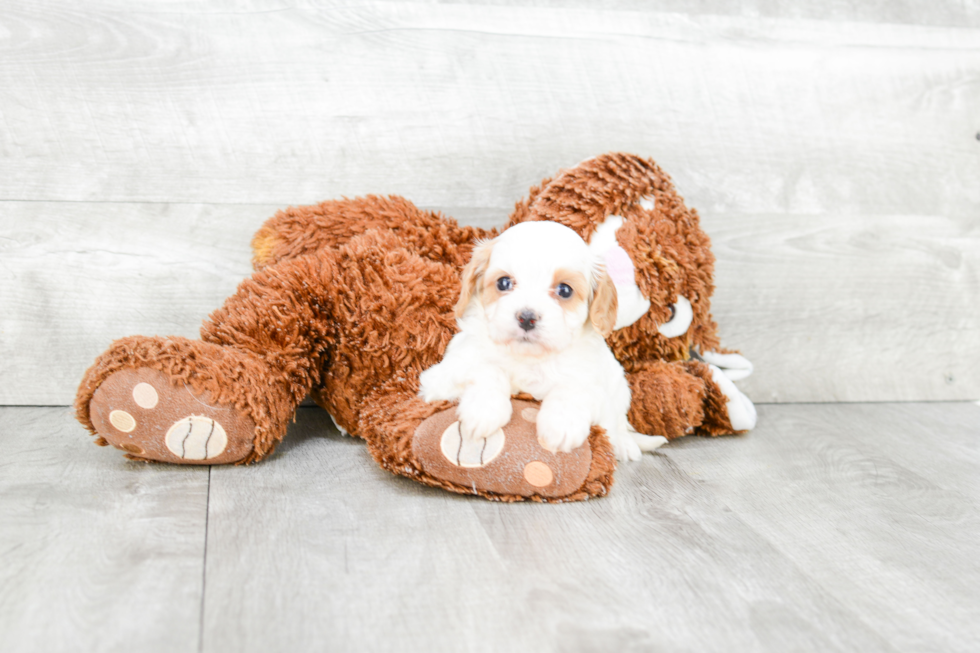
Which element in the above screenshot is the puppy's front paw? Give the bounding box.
[457,390,512,441]
[609,432,644,462]
[419,365,458,403]
[632,432,668,453]
[536,400,591,453]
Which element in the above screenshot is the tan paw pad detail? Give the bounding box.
[520,407,538,422]
[440,421,505,468]
[109,410,136,433]
[165,416,228,460]
[523,461,554,487]
[132,382,159,409]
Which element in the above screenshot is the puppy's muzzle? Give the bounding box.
[517,309,539,332]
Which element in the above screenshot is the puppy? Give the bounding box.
[419,221,667,462]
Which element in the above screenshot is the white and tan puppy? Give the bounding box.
[419,221,667,462]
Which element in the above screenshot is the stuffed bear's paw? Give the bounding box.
[457,389,513,441]
[86,367,256,465]
[536,399,591,453]
[411,398,603,501]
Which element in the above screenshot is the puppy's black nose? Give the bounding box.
[517,309,538,331]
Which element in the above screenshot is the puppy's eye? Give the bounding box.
[496,276,513,292]
[556,283,573,299]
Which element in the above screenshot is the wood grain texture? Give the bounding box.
[409,0,980,29]
[0,406,209,653]
[706,213,980,403]
[2,1,978,405]
[2,402,978,652]
[1,2,977,212]
[0,202,268,405]
[201,407,896,653]
[666,402,980,653]
[2,206,977,405]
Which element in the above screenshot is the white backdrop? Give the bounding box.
[1,0,978,405]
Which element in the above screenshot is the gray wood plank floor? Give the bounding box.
[3,402,978,652]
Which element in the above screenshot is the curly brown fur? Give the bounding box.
[75,336,292,463]
[508,153,721,362]
[253,195,494,271]
[77,152,749,502]
[624,360,706,439]
[248,154,739,443]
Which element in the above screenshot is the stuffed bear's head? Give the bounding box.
[506,153,720,371]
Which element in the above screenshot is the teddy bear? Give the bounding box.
[75,153,756,502]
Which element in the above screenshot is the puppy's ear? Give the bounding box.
[455,239,495,318]
[589,266,619,337]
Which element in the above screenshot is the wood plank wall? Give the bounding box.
[1,1,978,405]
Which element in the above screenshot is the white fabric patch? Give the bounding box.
[588,215,651,330]
[165,416,228,460]
[657,295,693,338]
[708,365,757,431]
[440,421,505,468]
[328,412,349,436]
[109,410,136,433]
[700,350,754,381]
[132,382,159,409]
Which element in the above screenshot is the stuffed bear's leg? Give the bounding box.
[625,359,754,439]
[78,227,616,500]
[76,228,459,465]
[77,247,362,464]
[75,336,294,464]
[625,361,713,439]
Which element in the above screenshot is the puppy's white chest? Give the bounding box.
[506,361,558,400]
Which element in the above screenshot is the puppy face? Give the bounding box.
[456,221,617,356]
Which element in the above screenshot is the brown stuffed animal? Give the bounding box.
[75,153,755,502]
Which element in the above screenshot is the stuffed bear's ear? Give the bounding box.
[589,265,618,337]
[455,239,495,318]
[509,153,669,238]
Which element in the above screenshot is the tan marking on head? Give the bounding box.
[480,269,512,310]
[551,268,589,313]
[589,266,618,337]
[455,239,495,318]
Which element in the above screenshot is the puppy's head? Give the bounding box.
[456,221,617,355]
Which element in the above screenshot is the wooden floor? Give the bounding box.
[2,402,978,653]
